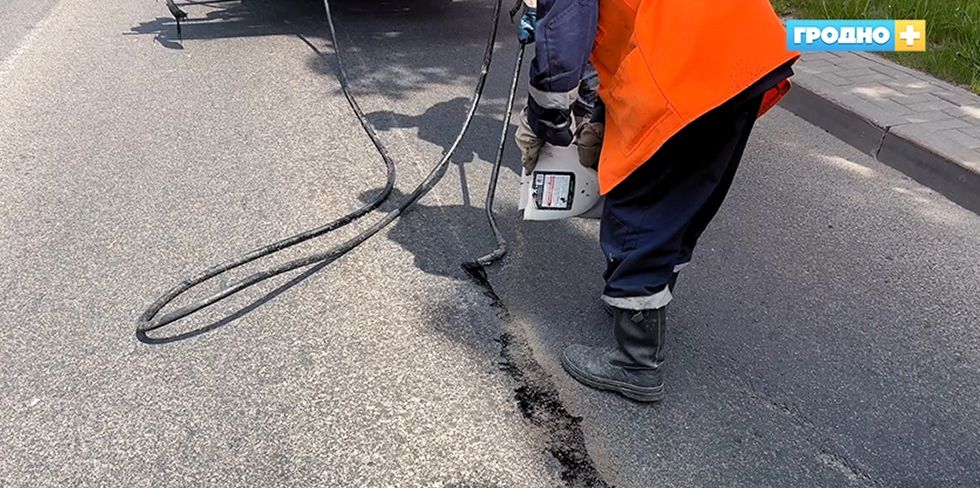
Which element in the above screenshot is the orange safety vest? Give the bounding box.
[592,0,800,193]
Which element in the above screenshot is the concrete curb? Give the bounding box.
[781,84,980,215]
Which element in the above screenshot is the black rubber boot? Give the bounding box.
[561,307,667,402]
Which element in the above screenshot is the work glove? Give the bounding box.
[517,0,537,44]
[575,121,604,170]
[515,107,545,174]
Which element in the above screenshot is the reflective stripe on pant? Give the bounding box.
[600,95,764,310]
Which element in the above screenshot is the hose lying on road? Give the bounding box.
[138,0,522,334]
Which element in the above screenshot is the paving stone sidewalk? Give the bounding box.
[782,51,980,214]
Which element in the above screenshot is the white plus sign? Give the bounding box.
[899,24,921,46]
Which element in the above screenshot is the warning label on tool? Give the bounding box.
[532,172,575,211]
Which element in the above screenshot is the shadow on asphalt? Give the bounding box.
[128,0,494,99]
[128,0,319,49]
[355,186,611,345]
[364,98,521,205]
[122,4,980,478]
[131,0,515,343]
[366,98,522,174]
[127,0,499,95]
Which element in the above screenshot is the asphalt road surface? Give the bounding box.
[2,0,979,486]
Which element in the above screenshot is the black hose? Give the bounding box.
[137,0,506,333]
[465,44,525,269]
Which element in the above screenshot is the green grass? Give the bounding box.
[772,0,980,93]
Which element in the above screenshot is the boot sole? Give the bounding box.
[561,351,665,403]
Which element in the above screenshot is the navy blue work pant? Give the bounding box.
[600,95,764,311]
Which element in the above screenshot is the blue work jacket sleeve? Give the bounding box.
[526,0,598,147]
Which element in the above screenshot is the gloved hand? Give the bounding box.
[575,121,604,169]
[515,108,545,174]
[517,0,537,44]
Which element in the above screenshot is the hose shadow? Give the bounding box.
[356,187,492,280]
[365,98,523,174]
[355,186,610,349]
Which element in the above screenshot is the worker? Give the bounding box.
[515,0,799,402]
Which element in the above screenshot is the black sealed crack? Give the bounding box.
[463,263,609,488]
[873,125,891,159]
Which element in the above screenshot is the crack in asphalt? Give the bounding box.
[712,350,884,487]
[463,264,609,488]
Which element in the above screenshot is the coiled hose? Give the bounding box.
[137,0,522,334]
